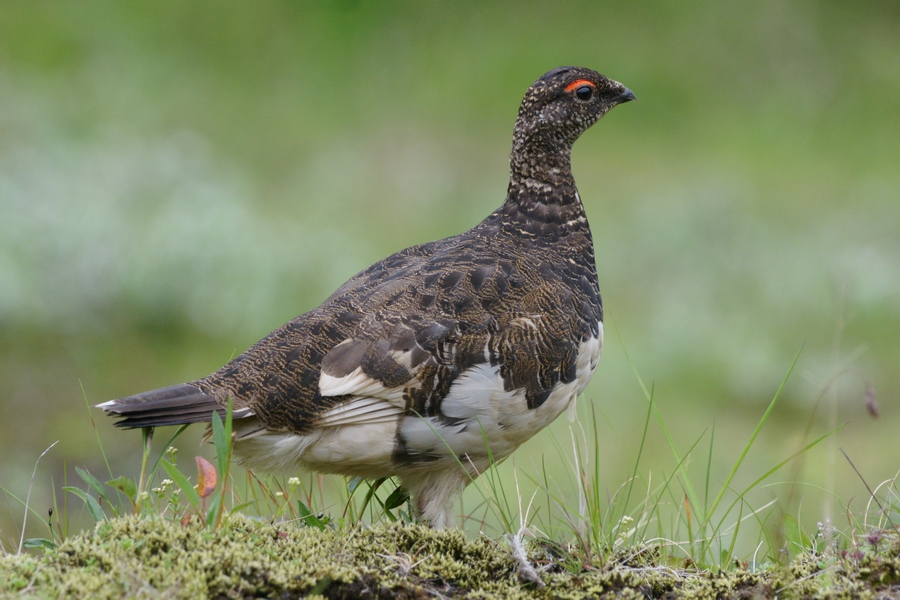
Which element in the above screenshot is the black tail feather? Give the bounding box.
[97,383,240,429]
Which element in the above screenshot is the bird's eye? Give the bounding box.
[575,86,593,101]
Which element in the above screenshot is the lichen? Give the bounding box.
[2,515,899,598]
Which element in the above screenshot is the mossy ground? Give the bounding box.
[2,515,899,599]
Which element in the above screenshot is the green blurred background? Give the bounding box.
[1,1,898,550]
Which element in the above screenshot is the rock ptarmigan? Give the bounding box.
[99,67,635,527]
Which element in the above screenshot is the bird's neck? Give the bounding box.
[504,142,585,227]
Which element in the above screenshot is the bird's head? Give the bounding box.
[512,66,635,160]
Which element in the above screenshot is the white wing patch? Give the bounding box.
[438,363,502,421]
[317,397,404,427]
[567,326,602,421]
[319,366,407,404]
[397,363,527,460]
[320,367,377,397]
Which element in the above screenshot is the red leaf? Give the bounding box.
[195,456,218,499]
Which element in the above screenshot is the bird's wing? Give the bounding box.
[315,313,485,427]
[314,301,586,430]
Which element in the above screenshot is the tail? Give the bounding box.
[96,383,252,429]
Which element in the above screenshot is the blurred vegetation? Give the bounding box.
[1,1,898,553]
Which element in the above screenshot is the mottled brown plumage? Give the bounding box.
[99,67,635,527]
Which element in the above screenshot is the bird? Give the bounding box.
[98,66,635,528]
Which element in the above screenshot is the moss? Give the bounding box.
[2,516,900,598]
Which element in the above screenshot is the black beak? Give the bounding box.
[614,87,636,104]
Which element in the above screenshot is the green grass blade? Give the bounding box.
[212,409,228,477]
[359,477,388,521]
[384,485,409,511]
[62,487,105,522]
[78,467,123,517]
[714,424,846,536]
[105,476,137,509]
[621,385,654,524]
[612,321,704,522]
[704,420,715,516]
[137,427,153,511]
[22,538,57,551]
[724,499,743,567]
[161,460,201,510]
[212,397,234,530]
[80,380,113,479]
[297,499,327,530]
[705,347,803,524]
[206,494,222,528]
[148,424,191,483]
[75,467,105,499]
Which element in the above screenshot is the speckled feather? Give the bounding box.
[100,67,634,527]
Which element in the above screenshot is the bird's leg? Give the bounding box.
[402,468,470,528]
